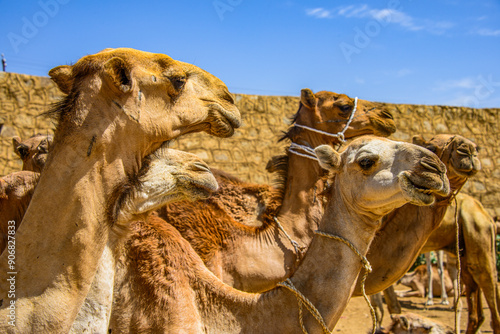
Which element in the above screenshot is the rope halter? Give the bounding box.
[288,97,358,161]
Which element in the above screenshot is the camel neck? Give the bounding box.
[202,182,378,333]
[0,120,146,333]
[277,135,341,243]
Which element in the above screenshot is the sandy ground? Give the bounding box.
[334,284,494,333]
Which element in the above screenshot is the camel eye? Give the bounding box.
[170,75,187,91]
[359,158,375,170]
[340,105,351,114]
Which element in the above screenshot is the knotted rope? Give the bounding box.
[274,216,302,260]
[454,196,462,333]
[292,97,358,144]
[277,230,377,334]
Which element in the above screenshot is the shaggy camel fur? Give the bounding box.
[12,134,53,173]
[375,313,454,334]
[153,89,396,292]
[0,171,39,253]
[421,193,500,334]
[0,47,240,333]
[110,138,450,333]
[396,264,454,299]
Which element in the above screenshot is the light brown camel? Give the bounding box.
[110,137,450,333]
[0,135,51,254]
[0,47,241,333]
[153,89,396,293]
[355,134,480,295]
[12,134,53,173]
[421,192,500,334]
[375,313,454,334]
[396,264,454,299]
[0,171,40,253]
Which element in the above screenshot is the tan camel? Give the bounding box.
[110,137,450,333]
[396,264,454,299]
[153,89,396,292]
[421,193,500,334]
[0,47,241,333]
[0,171,40,253]
[375,313,454,334]
[12,134,53,172]
[356,134,480,295]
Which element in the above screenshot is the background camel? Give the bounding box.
[110,137,450,333]
[12,134,53,173]
[421,192,500,333]
[375,313,454,334]
[396,264,454,299]
[0,135,51,254]
[0,47,241,333]
[152,89,396,293]
[0,171,39,253]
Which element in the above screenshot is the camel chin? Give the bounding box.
[398,172,443,206]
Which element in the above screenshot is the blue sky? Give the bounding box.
[1,0,499,108]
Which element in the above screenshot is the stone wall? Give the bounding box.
[1,72,499,217]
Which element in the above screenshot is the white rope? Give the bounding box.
[293,97,358,143]
[288,143,319,161]
[274,217,303,261]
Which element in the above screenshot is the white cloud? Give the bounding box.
[474,28,500,36]
[306,4,454,35]
[434,77,477,91]
[396,69,413,77]
[305,8,332,19]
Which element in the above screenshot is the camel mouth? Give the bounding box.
[398,172,448,206]
[178,173,219,200]
[369,117,397,137]
[206,103,242,138]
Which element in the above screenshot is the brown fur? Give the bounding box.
[422,193,500,334]
[375,313,454,334]
[0,171,39,253]
[397,264,454,298]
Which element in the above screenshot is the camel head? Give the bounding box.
[285,89,396,146]
[315,136,450,219]
[412,134,481,182]
[48,48,241,147]
[109,145,218,228]
[12,134,53,173]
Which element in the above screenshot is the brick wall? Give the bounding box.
[1,72,498,217]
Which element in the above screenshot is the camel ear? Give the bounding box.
[12,136,21,152]
[49,65,73,94]
[315,145,341,172]
[103,57,132,93]
[300,89,316,109]
[12,137,28,159]
[413,135,438,154]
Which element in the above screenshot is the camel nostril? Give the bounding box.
[192,162,211,173]
[381,110,394,120]
[420,159,444,174]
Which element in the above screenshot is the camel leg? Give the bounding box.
[425,252,434,306]
[462,267,481,334]
[437,250,450,305]
[370,293,384,330]
[447,254,462,333]
[383,286,402,314]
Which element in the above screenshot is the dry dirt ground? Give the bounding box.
[334,284,494,333]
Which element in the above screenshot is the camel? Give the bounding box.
[355,134,480,295]
[0,171,40,253]
[421,192,500,334]
[0,47,241,333]
[110,137,450,333]
[396,264,454,299]
[152,89,396,293]
[0,135,51,254]
[375,313,454,334]
[12,134,53,173]
[424,250,449,305]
